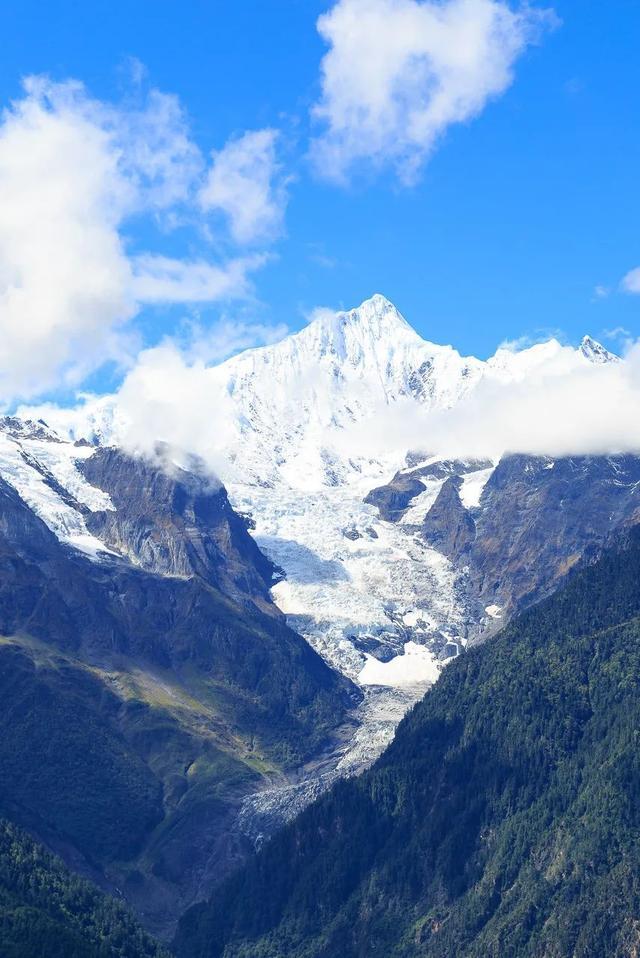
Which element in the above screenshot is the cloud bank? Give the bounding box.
[21,315,289,475]
[0,77,286,402]
[199,129,289,244]
[25,330,640,484]
[311,0,557,183]
[333,341,640,463]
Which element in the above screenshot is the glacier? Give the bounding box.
[7,294,621,835]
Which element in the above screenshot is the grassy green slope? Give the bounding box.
[0,634,289,935]
[175,529,640,958]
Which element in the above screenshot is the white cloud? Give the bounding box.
[602,326,632,344]
[113,344,238,472]
[311,0,557,183]
[622,267,640,294]
[177,317,289,364]
[0,78,136,399]
[112,313,288,467]
[199,129,288,244]
[0,77,285,403]
[19,316,290,471]
[130,253,268,303]
[332,341,640,462]
[112,87,204,212]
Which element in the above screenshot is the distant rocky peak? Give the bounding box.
[579,335,620,365]
[0,416,63,443]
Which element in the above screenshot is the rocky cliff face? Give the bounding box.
[364,473,427,522]
[421,476,476,561]
[367,451,640,632]
[0,419,356,937]
[80,446,277,616]
[469,453,640,618]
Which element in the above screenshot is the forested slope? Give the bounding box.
[0,819,168,958]
[176,528,640,958]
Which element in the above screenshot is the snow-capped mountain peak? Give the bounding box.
[306,293,418,348]
[21,295,622,495]
[228,292,437,385]
[579,334,619,364]
[205,295,485,491]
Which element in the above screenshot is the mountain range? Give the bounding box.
[175,525,640,958]
[26,296,638,778]
[0,294,638,951]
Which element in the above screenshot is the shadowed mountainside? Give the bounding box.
[0,449,357,937]
[175,526,640,958]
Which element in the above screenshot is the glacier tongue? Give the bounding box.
[14,295,622,817]
[230,479,470,684]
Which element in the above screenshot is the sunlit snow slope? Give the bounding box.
[31,296,618,688]
[203,296,611,692]
[0,417,116,557]
[25,295,618,718]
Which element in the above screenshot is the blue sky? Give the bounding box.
[1,0,639,404]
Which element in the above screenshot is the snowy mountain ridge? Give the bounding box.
[24,293,615,494]
[0,295,631,832]
[210,294,484,492]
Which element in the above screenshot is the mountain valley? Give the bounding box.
[1,295,638,948]
[33,297,640,827]
[176,525,640,958]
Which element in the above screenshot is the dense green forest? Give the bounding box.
[0,818,168,957]
[176,528,640,957]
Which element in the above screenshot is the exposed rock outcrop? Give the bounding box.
[0,445,357,937]
[469,454,640,618]
[422,476,476,561]
[81,447,277,615]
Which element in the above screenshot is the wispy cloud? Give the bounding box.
[131,253,269,304]
[600,326,634,353]
[621,266,640,294]
[0,76,289,403]
[199,129,289,244]
[310,0,558,184]
[497,330,564,352]
[168,314,289,365]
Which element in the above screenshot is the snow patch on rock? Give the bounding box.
[359,641,441,687]
[0,423,115,558]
